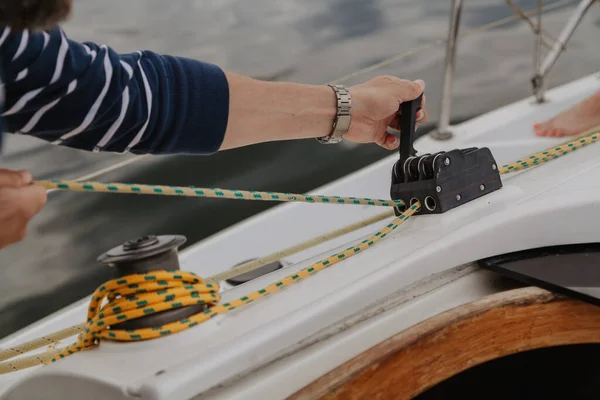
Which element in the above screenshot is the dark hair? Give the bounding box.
[0,0,72,31]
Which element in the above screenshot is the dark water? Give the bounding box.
[1,0,599,338]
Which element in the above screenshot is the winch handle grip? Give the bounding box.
[399,93,423,162]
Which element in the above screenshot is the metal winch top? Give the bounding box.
[98,234,186,274]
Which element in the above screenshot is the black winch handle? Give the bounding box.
[399,93,423,162]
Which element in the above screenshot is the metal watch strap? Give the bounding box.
[316,84,352,144]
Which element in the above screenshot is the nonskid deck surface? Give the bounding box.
[1,73,599,399]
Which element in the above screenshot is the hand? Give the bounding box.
[0,169,47,249]
[346,76,428,150]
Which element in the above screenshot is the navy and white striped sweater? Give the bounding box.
[0,27,229,155]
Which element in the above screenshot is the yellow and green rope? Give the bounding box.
[35,180,405,209]
[500,127,600,174]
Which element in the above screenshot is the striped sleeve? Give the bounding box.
[0,27,229,155]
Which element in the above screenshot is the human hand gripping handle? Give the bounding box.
[0,170,47,249]
[345,76,427,150]
[219,73,427,151]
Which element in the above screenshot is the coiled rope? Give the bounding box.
[2,125,599,374]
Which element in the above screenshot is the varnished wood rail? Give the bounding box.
[289,287,600,400]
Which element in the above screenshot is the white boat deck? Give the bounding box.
[1,72,599,400]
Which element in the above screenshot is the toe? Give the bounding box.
[534,123,546,136]
[554,129,566,137]
[534,125,548,136]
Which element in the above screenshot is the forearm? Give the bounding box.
[1,27,331,154]
[220,72,336,150]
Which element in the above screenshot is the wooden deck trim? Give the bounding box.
[289,287,600,400]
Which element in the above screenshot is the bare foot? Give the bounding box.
[534,91,600,137]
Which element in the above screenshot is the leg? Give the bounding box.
[534,91,600,137]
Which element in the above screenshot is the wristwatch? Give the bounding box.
[316,84,352,144]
